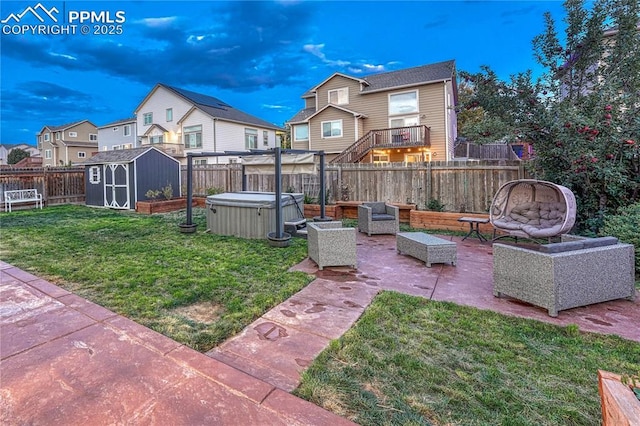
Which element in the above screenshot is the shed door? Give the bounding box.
[104,164,130,209]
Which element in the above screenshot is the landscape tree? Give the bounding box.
[7,148,30,165]
[458,0,639,233]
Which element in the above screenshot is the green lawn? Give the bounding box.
[295,292,640,426]
[0,205,312,351]
[2,205,638,425]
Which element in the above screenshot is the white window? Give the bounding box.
[89,166,101,184]
[373,153,389,164]
[150,135,164,144]
[102,146,108,151]
[89,134,97,141]
[55,132,60,140]
[229,158,238,164]
[78,152,86,158]
[328,87,348,105]
[123,143,133,149]
[68,132,77,138]
[44,133,50,141]
[166,108,173,122]
[123,125,131,136]
[245,128,258,149]
[294,124,309,141]
[45,149,52,159]
[389,91,418,115]
[143,113,153,125]
[183,125,202,148]
[194,159,208,165]
[113,145,121,150]
[322,120,343,138]
[263,131,269,146]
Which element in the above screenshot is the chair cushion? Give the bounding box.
[366,202,387,215]
[371,213,395,221]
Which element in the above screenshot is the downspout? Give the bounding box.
[213,118,218,164]
[443,81,450,161]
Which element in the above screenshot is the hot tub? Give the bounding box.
[205,191,304,239]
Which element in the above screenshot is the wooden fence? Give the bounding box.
[0,161,527,213]
[183,160,527,213]
[0,167,85,205]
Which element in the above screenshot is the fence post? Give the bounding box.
[43,167,49,204]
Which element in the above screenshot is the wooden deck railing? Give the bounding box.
[331,125,430,163]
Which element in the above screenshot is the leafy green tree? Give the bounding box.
[7,148,30,165]
[459,0,639,233]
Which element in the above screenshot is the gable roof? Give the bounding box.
[136,83,283,131]
[38,120,96,134]
[301,60,456,98]
[98,117,136,129]
[143,123,170,136]
[306,104,368,121]
[83,146,178,165]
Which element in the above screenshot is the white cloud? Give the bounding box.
[48,52,76,60]
[137,16,178,28]
[303,43,351,68]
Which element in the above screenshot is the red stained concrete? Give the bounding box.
[2,231,639,425]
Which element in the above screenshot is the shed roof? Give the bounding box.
[83,146,178,165]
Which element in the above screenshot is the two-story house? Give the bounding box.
[287,60,458,163]
[0,143,40,165]
[134,84,283,164]
[97,118,138,151]
[37,120,98,167]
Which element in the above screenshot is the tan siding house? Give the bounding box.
[288,60,458,163]
[37,120,98,166]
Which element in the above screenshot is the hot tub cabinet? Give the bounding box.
[205,192,304,239]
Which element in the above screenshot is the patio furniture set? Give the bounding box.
[306,180,636,317]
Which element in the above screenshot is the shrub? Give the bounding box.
[425,198,445,212]
[600,202,640,276]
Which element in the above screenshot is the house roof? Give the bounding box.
[98,117,136,129]
[137,83,283,131]
[306,104,368,121]
[38,120,96,134]
[143,123,170,136]
[83,146,178,165]
[287,107,316,124]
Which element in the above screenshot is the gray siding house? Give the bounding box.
[97,118,138,151]
[83,146,180,210]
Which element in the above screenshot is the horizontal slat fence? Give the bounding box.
[0,167,85,205]
[1,161,527,213]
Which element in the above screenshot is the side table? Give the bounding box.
[458,217,490,242]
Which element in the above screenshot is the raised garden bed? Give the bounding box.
[410,210,493,233]
[136,197,197,214]
[598,370,640,426]
[303,204,342,220]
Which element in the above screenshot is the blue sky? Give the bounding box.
[0,0,569,146]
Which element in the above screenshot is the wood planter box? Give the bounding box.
[336,201,416,223]
[598,370,640,426]
[303,204,342,220]
[410,210,493,233]
[136,198,197,214]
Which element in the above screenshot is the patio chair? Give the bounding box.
[307,221,357,270]
[490,179,576,241]
[357,202,399,236]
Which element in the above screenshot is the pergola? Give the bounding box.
[183,147,328,241]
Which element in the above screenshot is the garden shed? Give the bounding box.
[83,146,180,209]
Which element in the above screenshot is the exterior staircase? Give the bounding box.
[331,125,430,164]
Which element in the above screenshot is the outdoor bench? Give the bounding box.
[4,189,43,212]
[493,235,636,316]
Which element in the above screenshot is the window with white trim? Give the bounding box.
[150,135,164,144]
[45,149,52,159]
[123,125,131,136]
[55,132,60,140]
[68,132,77,137]
[166,108,173,122]
[321,120,343,138]
[113,145,122,150]
[183,125,202,148]
[389,91,418,115]
[102,146,108,151]
[373,153,389,164]
[89,134,97,141]
[263,131,269,146]
[194,159,208,165]
[294,124,308,141]
[143,113,153,125]
[78,152,86,158]
[44,133,50,141]
[245,128,258,149]
[89,166,101,184]
[123,143,133,149]
[328,87,348,105]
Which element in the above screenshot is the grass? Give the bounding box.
[0,205,312,351]
[294,291,640,426]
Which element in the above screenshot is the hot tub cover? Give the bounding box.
[206,191,304,208]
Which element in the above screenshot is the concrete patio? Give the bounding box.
[1,232,638,424]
